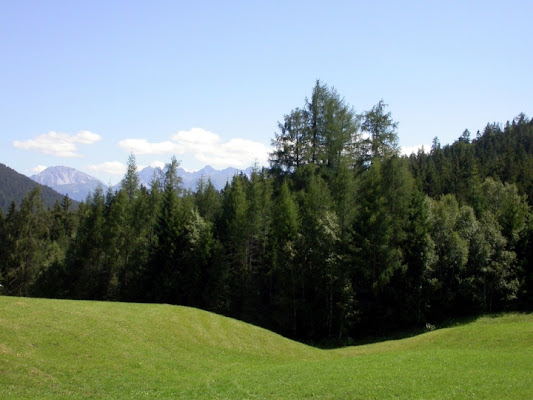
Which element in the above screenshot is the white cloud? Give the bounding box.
[120,128,270,169]
[13,131,102,158]
[198,137,269,168]
[118,139,184,155]
[171,128,221,148]
[149,160,166,169]
[73,130,102,144]
[86,161,127,176]
[31,165,48,173]
[401,144,429,156]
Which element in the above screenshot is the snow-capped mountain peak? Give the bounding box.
[31,166,101,186]
[31,166,106,202]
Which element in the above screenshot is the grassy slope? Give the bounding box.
[0,296,531,399]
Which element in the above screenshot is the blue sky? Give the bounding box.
[1,0,532,185]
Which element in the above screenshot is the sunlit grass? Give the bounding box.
[1,296,531,399]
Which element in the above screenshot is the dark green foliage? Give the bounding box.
[2,188,50,295]
[65,186,108,299]
[352,158,400,294]
[400,189,436,325]
[194,177,222,224]
[1,83,531,344]
[31,195,76,298]
[296,172,341,338]
[147,157,186,303]
[349,157,411,334]
[410,114,533,207]
[217,174,251,316]
[270,180,300,335]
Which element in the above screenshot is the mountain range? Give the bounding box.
[131,165,253,192]
[30,165,253,202]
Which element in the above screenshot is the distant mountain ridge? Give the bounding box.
[115,165,252,192]
[29,165,253,202]
[178,166,253,191]
[31,166,106,202]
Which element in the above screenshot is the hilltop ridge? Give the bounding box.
[0,163,72,212]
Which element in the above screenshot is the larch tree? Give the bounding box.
[270,81,359,175]
[359,100,400,165]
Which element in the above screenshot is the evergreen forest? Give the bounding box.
[1,81,532,342]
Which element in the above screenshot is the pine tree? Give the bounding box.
[67,185,107,299]
[271,179,300,336]
[218,174,250,318]
[352,159,402,294]
[359,100,400,164]
[297,173,341,338]
[242,168,273,324]
[402,189,436,325]
[121,154,140,200]
[32,196,75,298]
[3,187,49,296]
[103,189,128,299]
[270,108,307,174]
[194,177,221,224]
[148,156,184,303]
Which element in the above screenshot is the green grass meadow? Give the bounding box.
[1,296,531,399]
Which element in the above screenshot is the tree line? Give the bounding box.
[1,81,531,342]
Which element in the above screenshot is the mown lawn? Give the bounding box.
[1,296,531,399]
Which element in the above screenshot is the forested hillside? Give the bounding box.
[408,115,533,207]
[0,163,74,212]
[1,82,531,342]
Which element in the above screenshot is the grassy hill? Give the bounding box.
[0,296,531,399]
